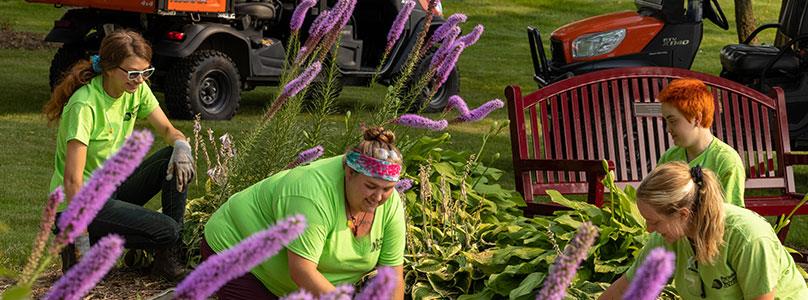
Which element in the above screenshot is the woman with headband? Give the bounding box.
[202,126,406,299]
[599,162,807,300]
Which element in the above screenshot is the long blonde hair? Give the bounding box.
[44,30,152,124]
[637,161,725,264]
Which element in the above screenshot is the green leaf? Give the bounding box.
[1,285,32,300]
[433,162,458,180]
[411,282,443,300]
[547,190,603,222]
[509,272,545,299]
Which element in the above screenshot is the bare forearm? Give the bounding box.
[164,128,186,146]
[63,178,82,203]
[291,268,336,296]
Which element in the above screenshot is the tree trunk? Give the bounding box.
[735,0,757,44]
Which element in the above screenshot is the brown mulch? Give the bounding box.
[0,268,176,299]
[0,28,59,50]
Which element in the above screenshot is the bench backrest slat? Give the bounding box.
[506,67,794,204]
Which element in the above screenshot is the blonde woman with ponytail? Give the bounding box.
[600,162,807,300]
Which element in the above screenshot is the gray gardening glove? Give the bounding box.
[166,139,195,192]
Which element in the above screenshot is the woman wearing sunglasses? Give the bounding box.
[44,30,194,281]
[599,162,808,300]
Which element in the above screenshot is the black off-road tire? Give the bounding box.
[404,51,460,113]
[165,50,241,120]
[50,44,91,89]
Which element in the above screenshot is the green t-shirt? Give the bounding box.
[658,137,746,207]
[49,76,159,210]
[627,204,808,299]
[204,155,406,296]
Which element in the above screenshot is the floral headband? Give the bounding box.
[345,149,401,182]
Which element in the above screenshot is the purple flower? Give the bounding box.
[454,99,504,122]
[332,0,358,33]
[428,13,467,47]
[320,284,355,300]
[447,95,469,115]
[457,24,484,48]
[287,145,325,169]
[43,234,125,300]
[623,248,675,300]
[386,0,416,52]
[355,266,397,300]
[395,114,448,131]
[281,289,315,300]
[290,0,317,32]
[429,26,461,68]
[395,178,414,194]
[433,42,465,90]
[21,187,66,281]
[266,62,323,120]
[536,222,599,300]
[174,215,307,300]
[53,130,153,250]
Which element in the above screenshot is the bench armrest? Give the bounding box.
[783,153,808,166]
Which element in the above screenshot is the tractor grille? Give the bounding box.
[551,39,565,64]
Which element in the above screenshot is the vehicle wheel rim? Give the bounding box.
[198,71,229,114]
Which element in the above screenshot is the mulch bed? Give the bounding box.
[0,268,175,299]
[0,28,59,50]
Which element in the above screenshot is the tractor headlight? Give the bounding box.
[572,29,626,58]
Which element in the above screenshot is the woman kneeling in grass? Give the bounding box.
[203,126,406,299]
[599,162,808,299]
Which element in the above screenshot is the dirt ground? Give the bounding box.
[0,268,176,299]
[0,27,58,50]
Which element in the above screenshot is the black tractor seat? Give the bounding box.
[235,2,277,21]
[720,44,800,76]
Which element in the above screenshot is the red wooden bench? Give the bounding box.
[505,67,808,239]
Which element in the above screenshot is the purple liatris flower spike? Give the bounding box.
[455,99,504,122]
[457,24,484,47]
[21,187,66,281]
[623,248,675,300]
[265,61,322,120]
[447,95,469,115]
[287,145,325,169]
[433,42,465,90]
[395,178,414,194]
[174,215,307,300]
[536,221,599,300]
[290,0,316,32]
[395,114,448,131]
[385,0,416,52]
[428,13,467,47]
[54,130,153,250]
[333,0,358,31]
[320,284,355,300]
[281,289,315,300]
[43,234,125,300]
[429,26,461,68]
[355,266,397,300]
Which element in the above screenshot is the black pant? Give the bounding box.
[85,146,187,249]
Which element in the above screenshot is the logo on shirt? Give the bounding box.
[123,111,134,121]
[371,237,383,252]
[711,273,737,290]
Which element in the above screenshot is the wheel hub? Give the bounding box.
[200,77,220,106]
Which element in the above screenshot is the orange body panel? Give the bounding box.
[551,11,663,63]
[165,0,228,13]
[26,0,228,13]
[26,0,156,13]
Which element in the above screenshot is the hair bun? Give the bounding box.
[363,126,396,144]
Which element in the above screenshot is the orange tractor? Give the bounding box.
[28,0,459,119]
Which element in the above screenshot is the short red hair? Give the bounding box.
[658,78,714,128]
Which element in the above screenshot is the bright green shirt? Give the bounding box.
[49,76,159,210]
[627,204,808,299]
[204,155,406,296]
[658,137,746,207]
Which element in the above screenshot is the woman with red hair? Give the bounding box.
[657,78,745,207]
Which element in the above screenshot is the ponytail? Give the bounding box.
[43,60,95,125]
[637,162,725,264]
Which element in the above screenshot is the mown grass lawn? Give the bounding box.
[2,0,807,273]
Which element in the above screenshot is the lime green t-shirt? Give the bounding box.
[627,204,808,299]
[49,75,159,210]
[658,137,746,207]
[204,155,407,296]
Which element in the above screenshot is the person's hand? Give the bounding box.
[166,139,195,192]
